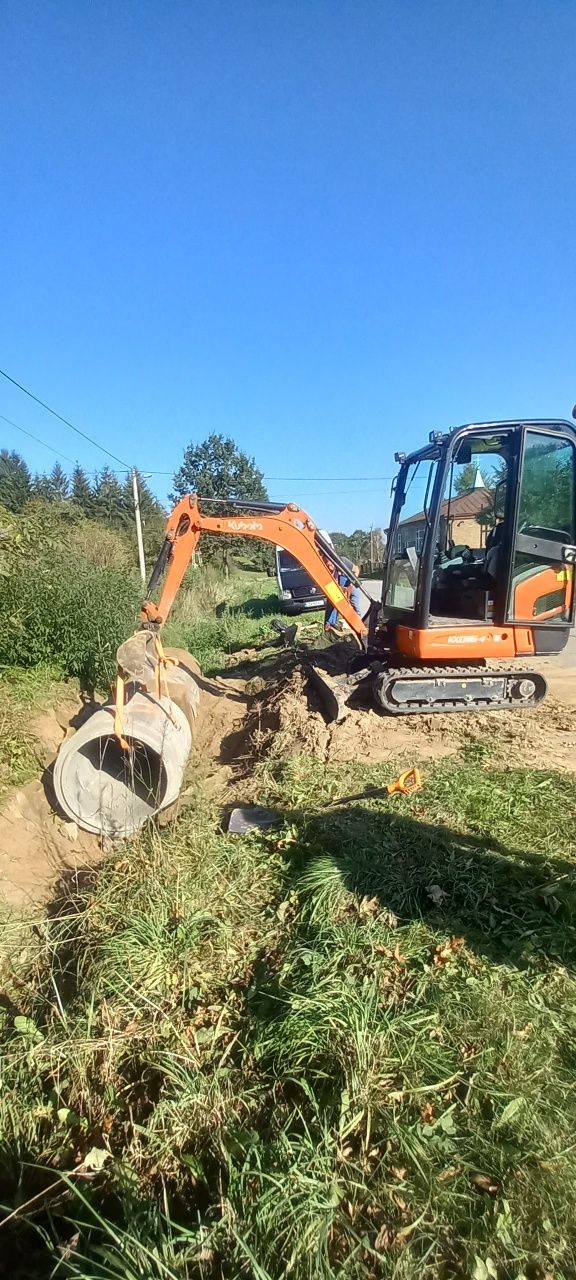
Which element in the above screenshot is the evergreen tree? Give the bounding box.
[32,472,52,501]
[71,463,95,515]
[454,462,480,494]
[121,470,165,524]
[92,467,126,525]
[47,462,69,501]
[0,450,32,512]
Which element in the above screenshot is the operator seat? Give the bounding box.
[483,522,504,581]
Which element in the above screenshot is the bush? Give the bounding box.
[64,520,133,570]
[0,502,143,691]
[0,561,142,691]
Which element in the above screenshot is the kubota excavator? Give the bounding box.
[125,417,576,719]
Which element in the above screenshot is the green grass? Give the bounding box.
[0,664,77,801]
[2,750,576,1278]
[165,569,286,672]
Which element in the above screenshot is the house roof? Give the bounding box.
[398,487,492,527]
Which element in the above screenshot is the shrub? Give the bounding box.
[0,561,142,691]
[64,520,133,570]
[0,503,143,691]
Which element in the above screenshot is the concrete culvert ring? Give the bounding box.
[53,692,193,838]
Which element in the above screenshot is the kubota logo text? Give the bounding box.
[225,519,264,532]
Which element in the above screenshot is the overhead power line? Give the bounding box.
[143,470,395,481]
[0,366,131,469]
[0,365,396,487]
[267,487,392,498]
[264,474,394,482]
[0,413,76,465]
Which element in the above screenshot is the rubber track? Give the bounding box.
[374,661,548,715]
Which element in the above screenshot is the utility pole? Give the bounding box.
[132,468,147,583]
[370,525,374,569]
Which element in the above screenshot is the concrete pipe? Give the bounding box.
[53,648,201,838]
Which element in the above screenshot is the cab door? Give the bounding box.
[508,428,576,636]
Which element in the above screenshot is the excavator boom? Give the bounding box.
[141,495,369,642]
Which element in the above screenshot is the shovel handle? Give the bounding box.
[386,767,422,796]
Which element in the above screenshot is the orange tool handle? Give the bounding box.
[386,767,422,795]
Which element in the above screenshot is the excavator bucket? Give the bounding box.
[303,643,375,723]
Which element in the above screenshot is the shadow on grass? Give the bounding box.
[214,595,282,621]
[270,802,576,971]
[231,595,284,620]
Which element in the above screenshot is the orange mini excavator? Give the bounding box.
[132,418,576,717]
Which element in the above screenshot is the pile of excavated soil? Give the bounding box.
[238,664,576,774]
[0,694,102,911]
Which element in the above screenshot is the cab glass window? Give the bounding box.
[510,431,576,623]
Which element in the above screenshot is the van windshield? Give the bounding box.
[278,551,301,571]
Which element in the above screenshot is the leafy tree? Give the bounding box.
[171,434,267,504]
[92,467,126,526]
[330,529,384,568]
[71,463,95,514]
[516,444,573,534]
[0,450,32,513]
[171,434,268,568]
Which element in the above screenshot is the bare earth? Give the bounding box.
[257,665,576,771]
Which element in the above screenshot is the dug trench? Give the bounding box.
[1,634,575,912]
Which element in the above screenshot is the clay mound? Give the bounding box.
[238,665,576,773]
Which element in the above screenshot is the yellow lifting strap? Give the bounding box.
[153,635,179,701]
[113,635,181,746]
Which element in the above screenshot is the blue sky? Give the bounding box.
[1,0,575,532]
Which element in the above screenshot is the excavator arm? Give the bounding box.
[141,495,369,641]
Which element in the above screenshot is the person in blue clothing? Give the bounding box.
[319,531,362,634]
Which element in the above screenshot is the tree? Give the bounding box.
[71,464,95,515]
[515,444,572,533]
[476,460,507,531]
[171,434,268,568]
[0,450,32,512]
[121,470,165,524]
[32,472,53,501]
[47,462,69,502]
[454,462,480,495]
[92,467,126,526]
[171,434,267,504]
[120,470,166,569]
[330,529,384,568]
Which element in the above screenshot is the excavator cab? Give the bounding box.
[382,420,576,662]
